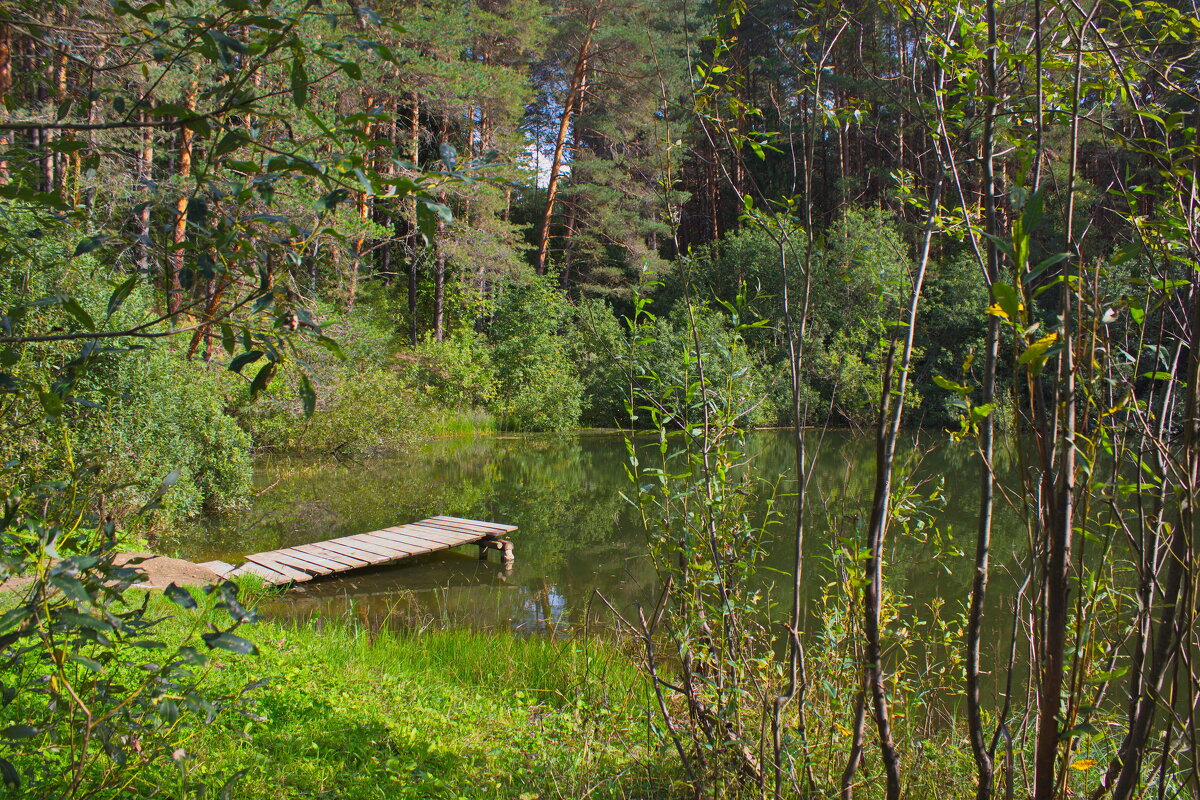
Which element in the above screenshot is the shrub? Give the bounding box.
[489,277,583,432]
[88,346,253,524]
[567,298,631,428]
[397,329,497,412]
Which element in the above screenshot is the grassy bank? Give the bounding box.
[131,590,672,800]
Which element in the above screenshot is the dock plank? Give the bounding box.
[376,528,459,550]
[389,524,473,546]
[336,535,408,559]
[276,548,341,573]
[198,560,237,578]
[319,539,394,564]
[415,519,489,536]
[234,560,292,585]
[354,532,422,555]
[292,543,367,568]
[226,516,517,585]
[245,553,313,582]
[432,515,518,533]
[263,550,331,576]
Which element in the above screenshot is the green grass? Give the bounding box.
[423,407,497,436]
[130,590,674,800]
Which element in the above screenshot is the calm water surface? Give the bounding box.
[169,430,1026,639]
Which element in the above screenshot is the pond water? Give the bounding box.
[168,430,1028,646]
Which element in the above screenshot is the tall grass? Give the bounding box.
[138,592,669,800]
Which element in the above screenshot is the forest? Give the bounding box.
[0,0,1198,797]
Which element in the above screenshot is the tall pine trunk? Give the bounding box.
[167,82,197,316]
[535,12,598,274]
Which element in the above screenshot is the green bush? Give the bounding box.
[88,346,253,523]
[397,329,497,412]
[631,303,780,429]
[567,298,631,428]
[490,277,583,432]
[237,302,429,455]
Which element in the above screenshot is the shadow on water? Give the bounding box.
[169,429,1028,648]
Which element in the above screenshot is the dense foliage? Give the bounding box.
[0,0,1197,798]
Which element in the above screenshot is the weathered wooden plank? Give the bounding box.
[417,517,494,535]
[224,516,515,585]
[233,560,292,585]
[245,553,313,582]
[197,560,237,578]
[431,515,517,533]
[376,528,457,551]
[355,532,423,555]
[405,522,477,541]
[387,524,471,546]
[413,519,491,537]
[318,540,393,564]
[292,543,367,568]
[338,535,408,559]
[259,549,331,576]
[275,548,341,573]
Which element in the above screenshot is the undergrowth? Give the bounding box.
[130,590,675,800]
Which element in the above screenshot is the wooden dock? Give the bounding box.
[198,516,516,586]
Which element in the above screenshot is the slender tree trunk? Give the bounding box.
[167,82,198,316]
[535,12,598,274]
[408,90,420,345]
[967,1,1002,795]
[433,114,449,341]
[136,110,153,273]
[0,18,11,183]
[559,202,578,293]
[1034,6,1095,793]
[1098,106,1200,800]
[859,177,943,800]
[434,207,446,341]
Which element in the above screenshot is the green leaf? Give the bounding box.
[991,281,1021,322]
[68,655,103,673]
[137,468,180,515]
[299,372,316,418]
[74,235,107,257]
[1018,333,1059,374]
[158,699,180,723]
[1024,252,1071,284]
[932,375,970,395]
[0,606,30,633]
[315,189,349,212]
[970,403,996,422]
[177,646,207,666]
[165,582,198,610]
[214,131,249,157]
[201,632,258,655]
[228,350,263,374]
[49,138,88,154]
[0,757,18,790]
[208,29,248,54]
[249,361,277,400]
[290,57,308,108]
[313,335,345,360]
[49,575,90,604]
[0,725,37,740]
[415,200,452,244]
[56,610,112,633]
[61,297,95,331]
[106,276,137,318]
